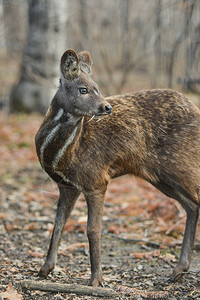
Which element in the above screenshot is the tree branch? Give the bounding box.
[21,280,118,298]
[110,234,160,248]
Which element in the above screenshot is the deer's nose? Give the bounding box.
[105,105,112,114]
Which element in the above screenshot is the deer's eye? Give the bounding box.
[79,88,88,94]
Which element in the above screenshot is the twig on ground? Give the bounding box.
[21,280,118,298]
[110,233,160,248]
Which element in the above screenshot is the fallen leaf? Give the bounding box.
[28,250,43,258]
[4,223,18,232]
[24,223,39,230]
[160,252,177,263]
[108,225,120,234]
[63,220,76,232]
[130,249,160,259]
[61,242,89,253]
[0,282,23,300]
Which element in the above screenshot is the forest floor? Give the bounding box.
[1,112,200,299]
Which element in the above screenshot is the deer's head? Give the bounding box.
[56,49,112,117]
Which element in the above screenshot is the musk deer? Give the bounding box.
[35,49,200,287]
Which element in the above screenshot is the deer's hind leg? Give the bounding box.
[169,191,199,281]
[38,185,80,278]
[151,178,199,281]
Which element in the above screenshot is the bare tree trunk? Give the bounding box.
[168,0,193,88]
[183,0,199,92]
[0,1,6,50]
[10,0,68,113]
[117,0,131,94]
[168,35,184,89]
[79,0,88,48]
[2,0,27,52]
[153,0,162,87]
[120,0,130,69]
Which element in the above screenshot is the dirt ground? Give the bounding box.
[1,113,200,299]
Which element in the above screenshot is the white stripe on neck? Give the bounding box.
[54,108,64,121]
[52,125,79,170]
[40,123,61,168]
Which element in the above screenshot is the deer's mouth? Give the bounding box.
[73,103,112,118]
[83,111,112,117]
[85,113,111,124]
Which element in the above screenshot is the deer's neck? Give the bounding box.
[37,106,83,174]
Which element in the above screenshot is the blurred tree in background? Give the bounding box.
[0,0,199,113]
[8,0,68,113]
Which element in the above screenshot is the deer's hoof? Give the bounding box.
[38,263,55,278]
[168,271,182,282]
[89,275,104,287]
[168,262,190,282]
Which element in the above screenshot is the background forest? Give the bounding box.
[0,0,200,113]
[1,1,200,299]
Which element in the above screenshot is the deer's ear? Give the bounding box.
[60,49,80,80]
[78,51,93,76]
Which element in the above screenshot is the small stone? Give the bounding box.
[54,295,64,300]
[145,280,154,286]
[15,275,23,280]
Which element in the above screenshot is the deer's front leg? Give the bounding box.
[39,185,80,278]
[85,190,105,287]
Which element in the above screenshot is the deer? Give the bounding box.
[35,49,200,287]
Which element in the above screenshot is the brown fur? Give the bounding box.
[35,49,200,287]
